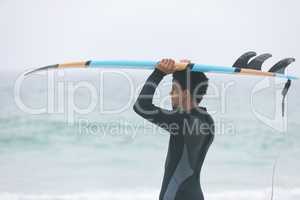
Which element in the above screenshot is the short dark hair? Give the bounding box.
[173,67,209,103]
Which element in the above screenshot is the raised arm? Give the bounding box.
[133,59,179,129]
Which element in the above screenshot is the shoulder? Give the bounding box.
[191,107,214,125]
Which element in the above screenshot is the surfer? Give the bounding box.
[24,52,295,199]
[133,58,214,200]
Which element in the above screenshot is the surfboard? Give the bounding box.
[25,59,297,80]
[24,52,297,117]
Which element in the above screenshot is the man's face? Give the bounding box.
[170,80,183,109]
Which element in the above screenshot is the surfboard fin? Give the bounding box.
[268,58,295,74]
[232,51,257,68]
[247,53,272,70]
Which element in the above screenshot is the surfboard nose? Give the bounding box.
[24,64,59,76]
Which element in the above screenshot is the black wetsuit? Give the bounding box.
[133,69,215,200]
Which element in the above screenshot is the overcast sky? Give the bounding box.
[0,0,299,76]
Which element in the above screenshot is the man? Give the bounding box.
[133,58,214,200]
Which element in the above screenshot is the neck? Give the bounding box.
[175,101,198,112]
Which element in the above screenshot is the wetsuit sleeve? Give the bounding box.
[133,69,179,130]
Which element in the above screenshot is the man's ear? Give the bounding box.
[182,89,191,99]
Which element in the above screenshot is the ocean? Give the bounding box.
[0,69,299,200]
